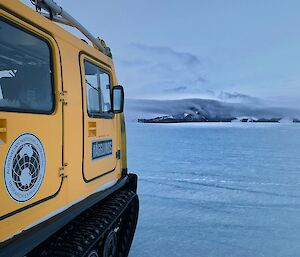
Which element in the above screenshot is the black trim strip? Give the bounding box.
[84,167,116,183]
[0,5,54,35]
[88,112,114,119]
[0,177,65,221]
[0,176,129,257]
[79,50,112,69]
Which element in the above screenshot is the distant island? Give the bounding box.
[138,115,300,124]
[126,98,300,124]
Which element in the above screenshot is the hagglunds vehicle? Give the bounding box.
[0,0,139,256]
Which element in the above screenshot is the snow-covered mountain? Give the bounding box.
[125,98,300,122]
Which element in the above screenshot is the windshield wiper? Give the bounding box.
[85,79,99,92]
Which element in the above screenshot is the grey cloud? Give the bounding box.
[164,86,187,92]
[195,76,207,83]
[116,58,150,68]
[131,43,202,67]
[115,43,207,98]
[218,91,260,103]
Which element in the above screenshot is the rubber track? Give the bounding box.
[29,189,138,257]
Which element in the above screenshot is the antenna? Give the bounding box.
[31,0,110,56]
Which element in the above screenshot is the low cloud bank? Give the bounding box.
[125,98,300,122]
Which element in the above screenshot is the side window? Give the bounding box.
[0,18,54,113]
[84,60,111,116]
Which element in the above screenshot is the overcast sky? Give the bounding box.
[21,0,300,107]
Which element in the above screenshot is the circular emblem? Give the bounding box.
[4,133,45,202]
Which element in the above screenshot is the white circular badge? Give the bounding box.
[4,133,45,202]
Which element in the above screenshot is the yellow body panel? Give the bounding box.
[0,0,124,243]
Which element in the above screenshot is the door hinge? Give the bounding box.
[59,91,68,105]
[116,150,121,160]
[59,163,68,178]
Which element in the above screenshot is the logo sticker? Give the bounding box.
[92,139,113,160]
[4,133,45,202]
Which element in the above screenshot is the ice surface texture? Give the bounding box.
[127,122,300,257]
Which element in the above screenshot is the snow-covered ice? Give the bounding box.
[127,122,300,257]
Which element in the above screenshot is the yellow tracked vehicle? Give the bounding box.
[0,1,139,256]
